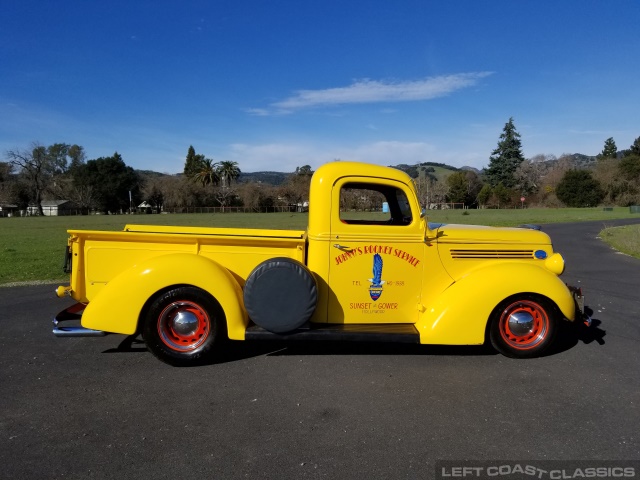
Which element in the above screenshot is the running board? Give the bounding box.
[245,323,419,343]
[53,303,107,337]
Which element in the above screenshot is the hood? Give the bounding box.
[431,223,564,279]
[430,223,552,246]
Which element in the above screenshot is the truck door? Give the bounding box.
[327,177,425,324]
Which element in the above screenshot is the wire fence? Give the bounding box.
[160,205,305,214]
[6,202,470,217]
[425,202,466,210]
[7,205,306,216]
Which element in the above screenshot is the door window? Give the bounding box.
[339,182,413,226]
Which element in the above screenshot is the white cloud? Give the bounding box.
[223,140,443,172]
[226,143,328,173]
[244,108,270,117]
[568,129,624,136]
[256,72,492,114]
[347,141,437,165]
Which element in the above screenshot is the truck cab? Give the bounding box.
[307,162,444,326]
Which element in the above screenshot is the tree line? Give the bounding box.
[2,123,640,215]
[0,143,313,214]
[422,118,640,209]
[2,144,140,215]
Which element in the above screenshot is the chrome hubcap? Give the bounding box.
[157,300,210,352]
[507,311,534,336]
[171,311,199,336]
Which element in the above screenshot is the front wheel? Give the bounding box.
[143,286,223,366]
[489,296,558,358]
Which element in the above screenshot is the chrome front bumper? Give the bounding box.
[568,285,591,327]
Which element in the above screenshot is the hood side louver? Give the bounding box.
[450,249,534,259]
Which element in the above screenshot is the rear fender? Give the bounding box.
[81,253,247,339]
[417,263,575,345]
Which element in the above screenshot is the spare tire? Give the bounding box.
[243,257,318,333]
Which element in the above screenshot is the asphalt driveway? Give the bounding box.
[1,218,639,479]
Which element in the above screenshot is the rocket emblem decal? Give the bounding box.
[368,253,385,301]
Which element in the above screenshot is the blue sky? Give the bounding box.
[1,0,639,174]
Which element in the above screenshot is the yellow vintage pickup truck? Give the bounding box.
[54,161,585,366]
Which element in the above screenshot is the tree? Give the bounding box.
[214,186,237,212]
[154,175,202,211]
[6,144,55,215]
[72,152,140,213]
[492,182,513,207]
[295,165,314,176]
[446,172,468,204]
[414,170,437,208]
[484,117,525,188]
[618,155,640,183]
[0,162,12,183]
[477,184,492,207]
[0,162,14,205]
[184,146,205,178]
[279,166,315,206]
[429,179,449,206]
[605,154,640,206]
[46,143,73,174]
[67,144,86,171]
[599,137,617,159]
[5,142,87,214]
[622,136,640,157]
[217,160,241,188]
[141,175,166,212]
[67,184,97,213]
[192,158,220,187]
[514,159,544,196]
[8,181,31,210]
[446,171,482,206]
[236,182,276,211]
[556,170,604,207]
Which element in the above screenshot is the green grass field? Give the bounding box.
[1,207,639,285]
[599,224,640,260]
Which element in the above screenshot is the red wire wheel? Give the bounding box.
[490,297,557,358]
[157,300,210,351]
[143,286,222,366]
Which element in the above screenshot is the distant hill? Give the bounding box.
[238,171,289,185]
[555,153,597,168]
[524,154,597,177]
[390,162,458,178]
[136,169,169,178]
[135,154,600,186]
[134,170,291,185]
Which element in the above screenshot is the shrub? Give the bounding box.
[556,170,604,207]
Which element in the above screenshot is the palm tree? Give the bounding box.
[217,161,241,188]
[193,158,220,187]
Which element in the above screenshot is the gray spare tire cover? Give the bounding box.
[243,257,318,333]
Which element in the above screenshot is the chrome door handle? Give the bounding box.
[333,244,352,251]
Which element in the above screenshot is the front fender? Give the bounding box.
[417,263,576,345]
[81,253,248,339]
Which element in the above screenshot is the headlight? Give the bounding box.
[544,253,565,275]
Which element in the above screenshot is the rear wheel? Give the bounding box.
[489,296,557,358]
[143,286,222,366]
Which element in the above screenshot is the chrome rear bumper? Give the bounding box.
[52,303,106,337]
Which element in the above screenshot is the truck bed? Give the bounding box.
[67,224,307,303]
